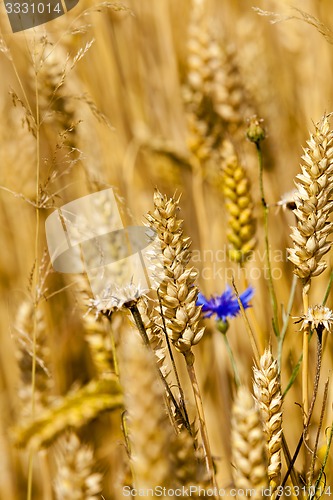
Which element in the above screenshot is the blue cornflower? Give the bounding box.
[197,285,254,322]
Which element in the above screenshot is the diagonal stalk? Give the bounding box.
[128,304,190,433]
[157,291,192,434]
[186,361,219,499]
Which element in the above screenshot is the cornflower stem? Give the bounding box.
[302,284,310,423]
[221,334,241,388]
[255,142,279,337]
[157,291,192,435]
[186,361,219,499]
[277,274,298,371]
[241,266,264,354]
[128,304,190,433]
[232,278,260,366]
[277,328,323,498]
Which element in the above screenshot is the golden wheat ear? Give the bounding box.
[253,349,282,496]
[231,386,268,498]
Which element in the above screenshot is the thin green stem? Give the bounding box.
[232,277,260,366]
[308,379,329,488]
[256,143,279,336]
[222,334,241,388]
[322,270,333,305]
[106,316,119,378]
[277,274,298,371]
[313,421,333,498]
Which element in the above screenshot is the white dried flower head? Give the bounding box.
[90,282,147,316]
[300,305,333,333]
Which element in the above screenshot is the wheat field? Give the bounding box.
[0,0,333,499]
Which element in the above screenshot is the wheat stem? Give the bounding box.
[27,52,41,500]
[157,290,192,434]
[302,285,310,423]
[106,316,119,378]
[186,362,219,498]
[129,304,189,432]
[277,274,298,371]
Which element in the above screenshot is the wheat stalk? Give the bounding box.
[288,113,333,420]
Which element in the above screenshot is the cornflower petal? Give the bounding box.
[197,286,254,322]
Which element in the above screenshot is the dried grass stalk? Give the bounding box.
[14,300,52,416]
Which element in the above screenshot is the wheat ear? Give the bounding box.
[221,140,257,263]
[253,349,282,497]
[231,387,268,498]
[54,432,103,500]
